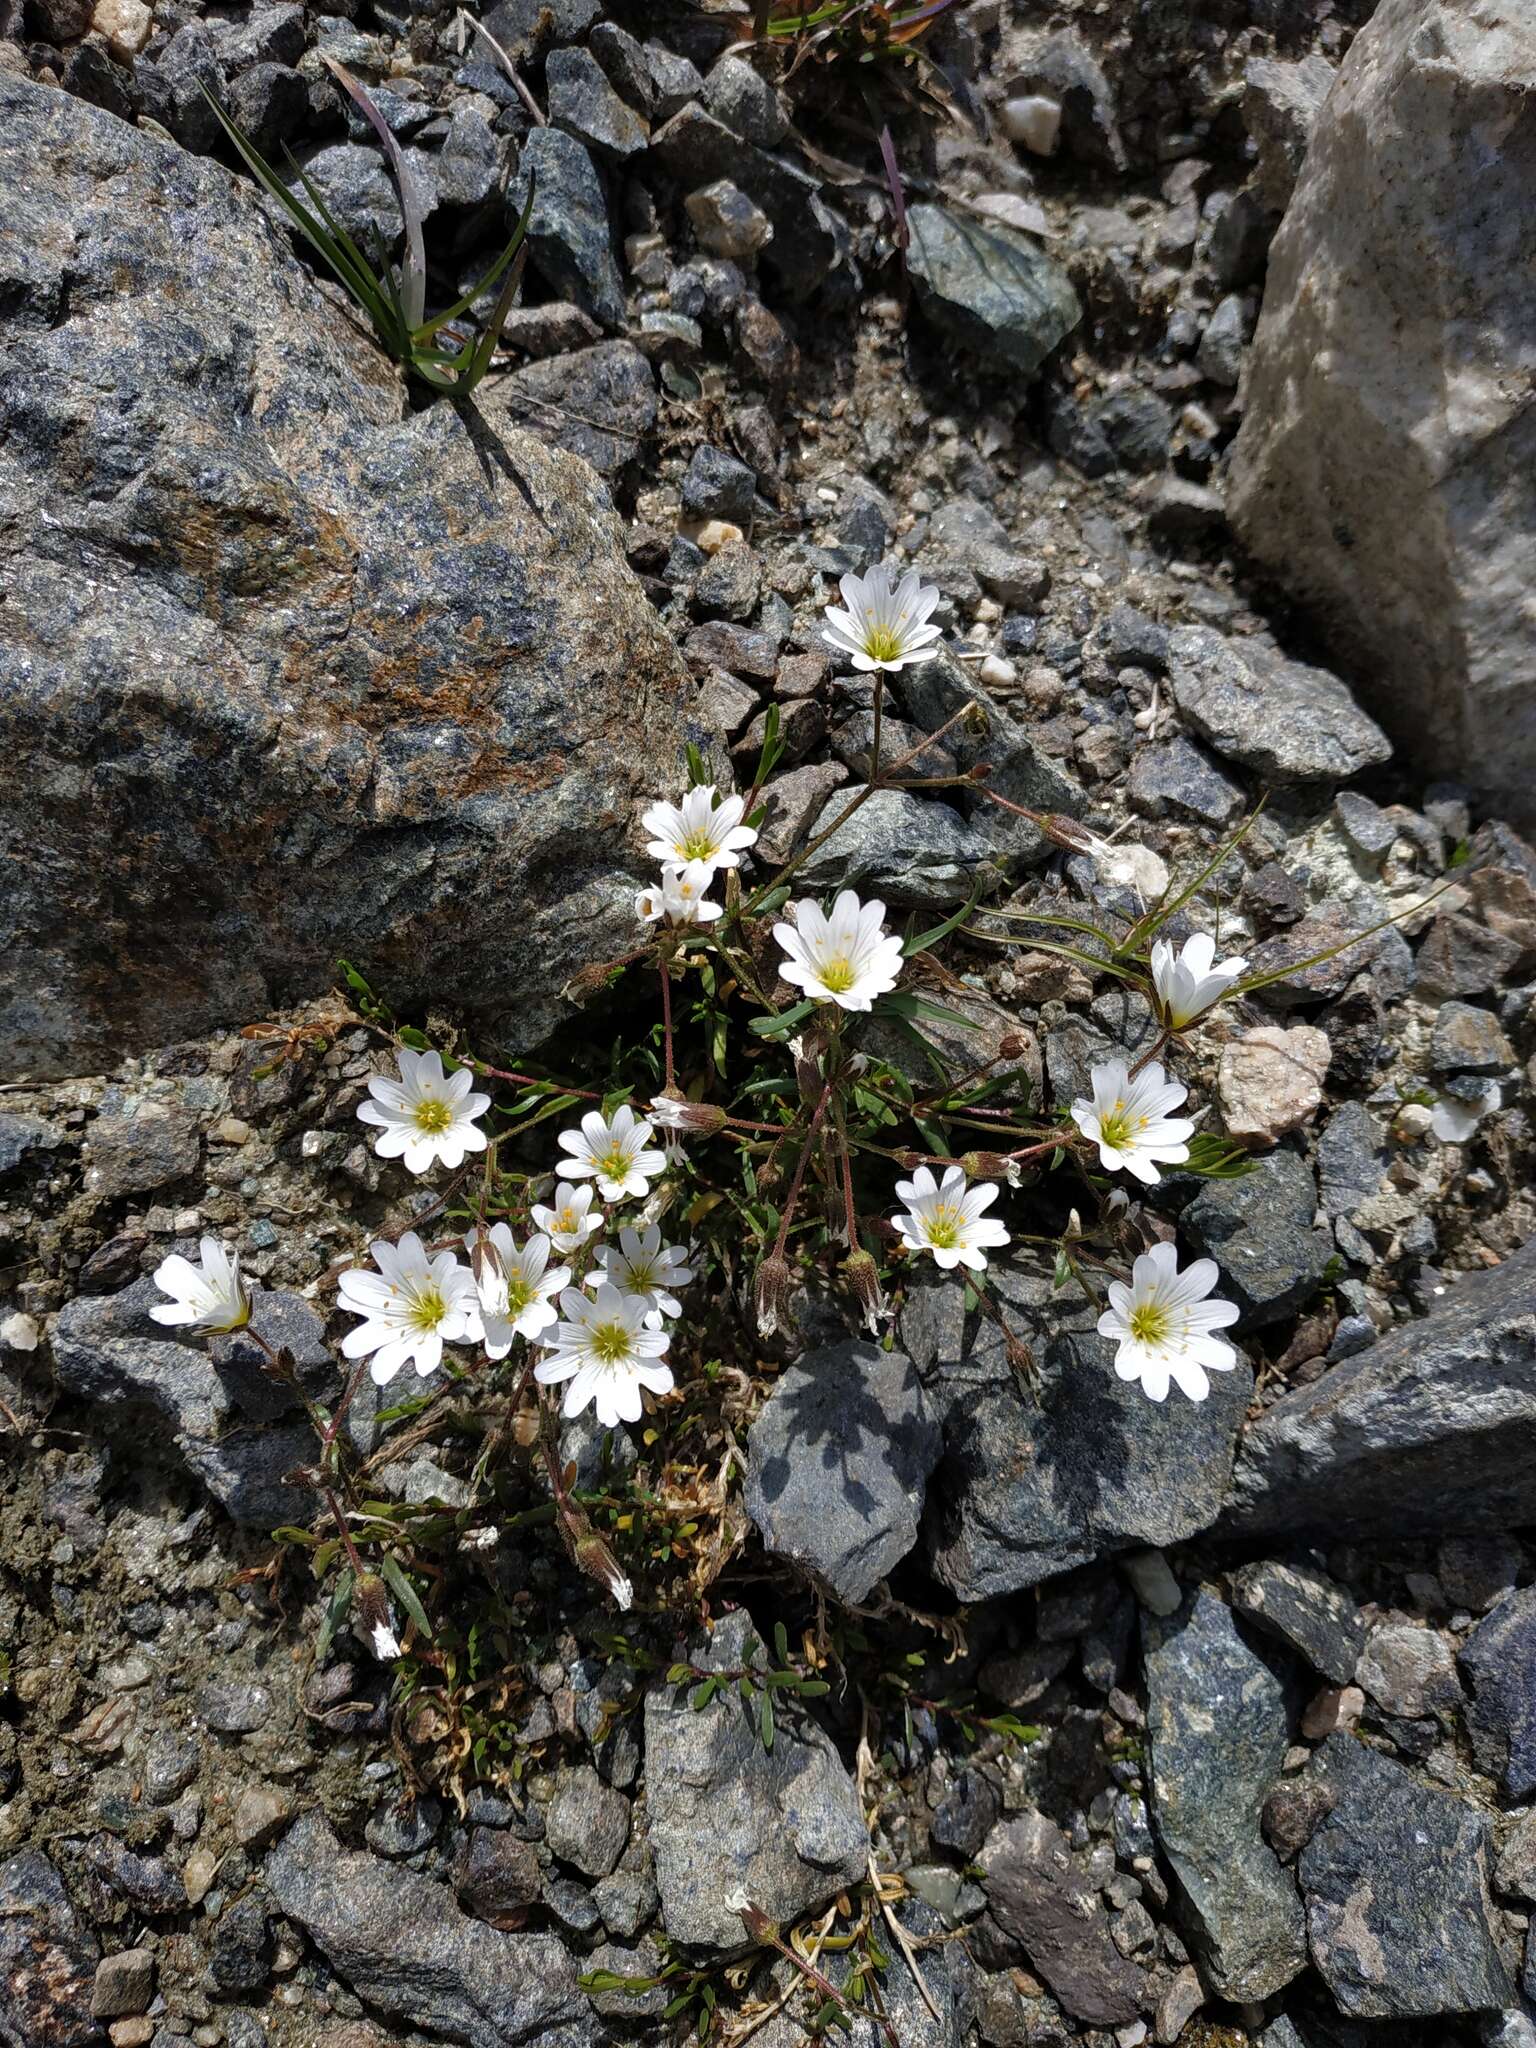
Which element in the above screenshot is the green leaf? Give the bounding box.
[759,1688,774,1751]
[271,1525,318,1547]
[750,999,817,1039]
[1181,1131,1260,1178]
[379,1555,432,1640]
[685,743,709,788]
[316,1566,355,1661]
[773,1620,790,1664]
[901,877,985,957]
[690,1678,719,1710]
[398,1025,431,1050]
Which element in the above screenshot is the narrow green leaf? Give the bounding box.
[379,1554,431,1639]
[316,1566,354,1661]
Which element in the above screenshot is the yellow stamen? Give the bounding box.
[924,1206,962,1251]
[1129,1301,1171,1347]
[863,625,904,665]
[591,1322,631,1364]
[819,957,857,995]
[413,1098,453,1133]
[412,1286,448,1331]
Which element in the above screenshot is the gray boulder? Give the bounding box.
[1228,0,1536,827]
[1223,1240,1536,1540]
[0,78,689,1082]
[1299,1734,1513,2018]
[644,1611,867,1949]
[797,787,1003,910]
[267,1812,596,2047]
[919,1253,1252,1600]
[1143,1588,1307,2001]
[1166,627,1391,784]
[744,1341,943,1604]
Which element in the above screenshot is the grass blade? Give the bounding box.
[323,54,429,329]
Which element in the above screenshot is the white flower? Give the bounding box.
[593,1224,694,1319]
[641,785,758,878]
[337,1231,479,1385]
[774,889,904,1013]
[893,1164,1011,1272]
[368,1617,402,1662]
[1149,933,1248,1031]
[356,1049,492,1175]
[535,1282,673,1428]
[464,1224,569,1358]
[1096,1243,1240,1403]
[557,1105,667,1202]
[1071,1058,1195,1186]
[531,1180,604,1255]
[150,1236,252,1334]
[821,560,943,673]
[636,860,723,926]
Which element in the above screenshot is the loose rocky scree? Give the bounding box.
[3,3,1536,2048]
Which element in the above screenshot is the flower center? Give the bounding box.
[627,1259,658,1292]
[677,830,718,863]
[924,1207,961,1251]
[590,1322,632,1365]
[863,624,904,665]
[413,1098,453,1133]
[505,1276,533,1316]
[557,1209,579,1234]
[1098,1102,1147,1151]
[1129,1301,1171,1348]
[411,1286,448,1332]
[598,1146,632,1183]
[819,956,857,995]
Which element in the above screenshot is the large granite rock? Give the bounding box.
[1223,1241,1536,1540]
[1167,627,1391,784]
[1143,1589,1307,2001]
[1228,0,1536,826]
[744,1341,943,1604]
[267,1812,596,2047]
[1298,1735,1513,2018]
[644,1611,868,1949]
[0,78,690,1081]
[1182,1150,1334,1331]
[917,1254,1252,1600]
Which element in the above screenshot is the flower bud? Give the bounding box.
[754,1253,792,1338]
[649,1093,728,1136]
[354,1573,402,1662]
[1005,1329,1039,1388]
[843,1248,888,1335]
[965,1148,1022,1185]
[996,1032,1033,1060]
[573,1527,635,1612]
[725,1890,776,1943]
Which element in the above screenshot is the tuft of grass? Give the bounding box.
[203,66,532,396]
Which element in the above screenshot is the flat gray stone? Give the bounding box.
[266,1812,596,2048]
[644,1611,867,1949]
[1229,1559,1365,1685]
[744,1341,942,1604]
[797,787,1003,910]
[1299,1734,1513,2019]
[1143,1588,1307,2001]
[1182,1150,1333,1330]
[1223,1241,1536,1541]
[1167,626,1392,783]
[922,1254,1252,1600]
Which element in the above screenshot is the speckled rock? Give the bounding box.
[1217,1026,1332,1146]
[1299,1734,1513,2018]
[1167,627,1392,783]
[1228,1559,1364,1685]
[906,203,1081,376]
[0,1850,100,2048]
[644,1611,867,1949]
[0,78,689,1082]
[1143,1588,1308,2000]
[1459,1588,1536,1799]
[979,1811,1145,2024]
